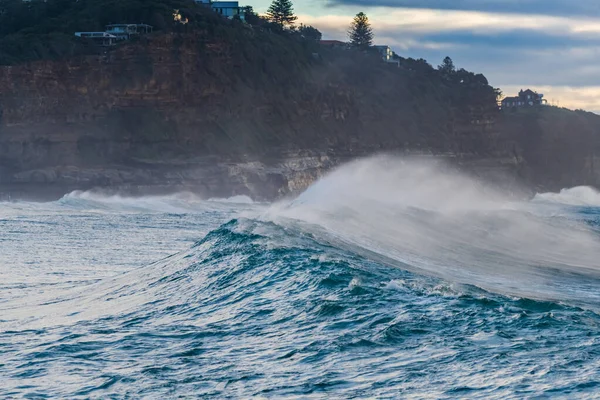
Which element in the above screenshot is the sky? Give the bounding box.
[252,0,600,113]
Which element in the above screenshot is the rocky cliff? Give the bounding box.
[0,30,598,200]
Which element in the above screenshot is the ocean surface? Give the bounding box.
[2,157,600,399]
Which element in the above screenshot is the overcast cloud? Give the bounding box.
[251,0,600,112]
[325,0,600,17]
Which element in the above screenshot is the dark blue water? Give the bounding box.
[2,159,600,398]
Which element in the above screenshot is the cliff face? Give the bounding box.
[0,32,598,200]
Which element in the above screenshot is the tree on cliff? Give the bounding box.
[298,24,322,41]
[438,56,456,76]
[348,12,373,49]
[266,0,297,28]
[243,6,263,26]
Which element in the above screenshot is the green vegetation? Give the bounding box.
[0,0,321,65]
[242,6,262,25]
[0,0,499,127]
[438,56,455,77]
[298,24,322,42]
[348,12,373,49]
[0,0,219,64]
[266,0,297,28]
[0,0,200,35]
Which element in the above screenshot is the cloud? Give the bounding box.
[395,29,600,50]
[297,0,600,113]
[502,86,600,113]
[305,8,600,37]
[325,0,600,17]
[299,9,600,112]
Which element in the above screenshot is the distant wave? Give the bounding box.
[207,195,254,204]
[57,190,255,213]
[534,186,600,207]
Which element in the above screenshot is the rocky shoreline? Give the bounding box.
[0,153,336,201]
[0,151,536,202]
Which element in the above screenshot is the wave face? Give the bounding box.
[2,156,600,398]
[534,186,600,207]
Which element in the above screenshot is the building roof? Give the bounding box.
[501,96,519,103]
[75,32,117,38]
[106,24,153,28]
[520,89,537,95]
[211,1,239,7]
[320,40,346,45]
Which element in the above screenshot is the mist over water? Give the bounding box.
[534,186,600,207]
[268,156,600,305]
[2,156,600,398]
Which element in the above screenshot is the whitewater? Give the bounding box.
[2,156,600,398]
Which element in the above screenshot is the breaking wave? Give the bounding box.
[265,156,600,305]
[534,186,600,207]
[56,190,256,213]
[2,155,600,398]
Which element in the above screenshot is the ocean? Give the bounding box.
[2,156,600,399]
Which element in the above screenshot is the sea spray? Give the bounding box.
[3,156,600,397]
[534,186,600,207]
[59,190,258,213]
[265,156,600,304]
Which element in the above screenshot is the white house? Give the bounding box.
[195,0,244,20]
[105,24,153,40]
[74,32,118,46]
[373,45,393,62]
[213,1,244,19]
[74,24,152,46]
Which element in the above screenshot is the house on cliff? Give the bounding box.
[105,24,153,40]
[74,32,118,46]
[320,41,399,65]
[75,24,152,46]
[501,89,547,109]
[373,45,393,62]
[195,0,245,20]
[373,45,400,66]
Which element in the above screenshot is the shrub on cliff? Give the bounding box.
[297,24,322,42]
[242,6,263,26]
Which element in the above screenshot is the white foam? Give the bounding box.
[534,186,600,207]
[57,190,251,213]
[207,195,254,204]
[265,155,600,304]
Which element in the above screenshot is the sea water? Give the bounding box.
[1,156,600,399]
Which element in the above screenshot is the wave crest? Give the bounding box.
[534,186,600,207]
[265,155,600,304]
[58,190,254,213]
